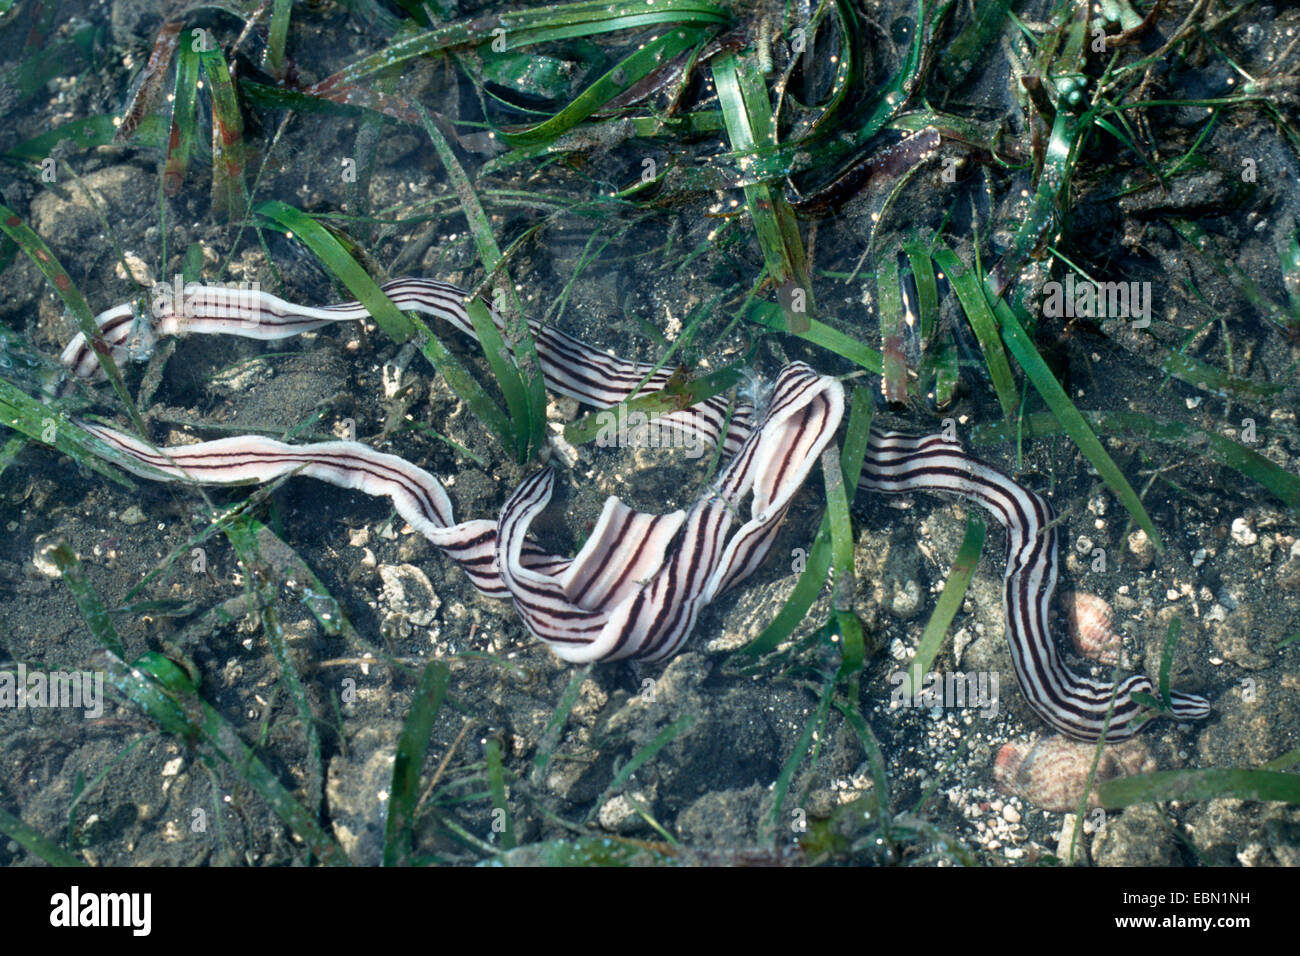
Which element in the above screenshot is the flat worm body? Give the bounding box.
[57,278,1210,741]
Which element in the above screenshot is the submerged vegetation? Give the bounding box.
[0,0,1298,866]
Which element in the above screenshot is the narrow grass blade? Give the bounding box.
[383,660,450,866]
[267,0,293,76]
[1266,750,1300,770]
[2,115,168,164]
[48,543,127,660]
[0,806,85,867]
[740,390,872,662]
[939,1,1014,87]
[493,835,677,866]
[902,239,940,342]
[989,297,1164,549]
[0,204,145,434]
[503,29,708,147]
[830,388,873,684]
[762,671,835,844]
[1158,349,1294,405]
[531,664,592,787]
[238,80,405,122]
[223,516,323,819]
[1099,768,1300,808]
[198,43,247,221]
[312,2,730,93]
[739,515,832,661]
[906,514,985,696]
[418,105,546,461]
[836,699,893,844]
[103,651,349,864]
[0,382,151,488]
[930,245,1019,421]
[163,40,201,196]
[878,253,907,403]
[485,738,515,850]
[585,714,695,825]
[1172,219,1299,335]
[973,409,1300,514]
[988,109,1080,296]
[712,51,814,331]
[563,363,744,445]
[255,200,412,341]
[747,301,883,374]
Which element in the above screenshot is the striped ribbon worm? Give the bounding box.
[57,278,1209,741]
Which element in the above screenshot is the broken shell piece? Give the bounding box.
[993,735,1154,812]
[1062,591,1123,665]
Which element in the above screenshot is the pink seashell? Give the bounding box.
[993,735,1155,812]
[1062,591,1122,665]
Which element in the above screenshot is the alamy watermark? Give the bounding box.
[49,886,150,936]
[889,670,999,719]
[1042,274,1151,327]
[594,405,707,459]
[0,664,104,719]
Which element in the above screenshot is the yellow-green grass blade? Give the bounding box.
[0,382,156,489]
[827,387,873,686]
[905,513,985,697]
[384,660,450,865]
[267,0,293,76]
[485,738,515,851]
[747,301,884,374]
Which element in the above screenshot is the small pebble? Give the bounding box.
[31,538,62,578]
[1230,517,1257,546]
[120,505,146,525]
[1127,529,1154,568]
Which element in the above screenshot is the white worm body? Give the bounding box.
[57,278,1209,740]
